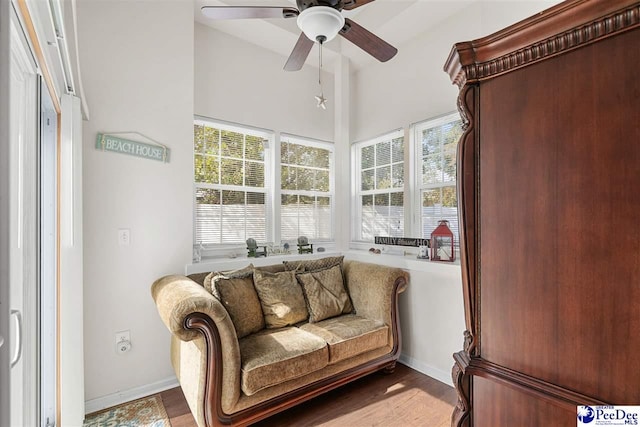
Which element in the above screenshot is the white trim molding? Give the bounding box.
[399,354,453,387]
[84,376,179,415]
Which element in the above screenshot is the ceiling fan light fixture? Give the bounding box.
[297,6,345,43]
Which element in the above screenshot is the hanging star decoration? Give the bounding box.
[314,38,328,110]
[315,94,327,109]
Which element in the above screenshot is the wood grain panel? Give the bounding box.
[479,54,560,375]
[554,29,640,403]
[479,29,640,402]
[474,377,576,427]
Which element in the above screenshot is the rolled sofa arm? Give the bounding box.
[151,275,236,342]
[343,261,409,326]
[151,275,242,423]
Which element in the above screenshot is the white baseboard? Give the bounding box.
[84,376,179,415]
[399,353,453,387]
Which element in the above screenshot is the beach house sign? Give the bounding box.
[96,133,170,163]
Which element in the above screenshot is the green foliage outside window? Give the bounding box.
[194,124,267,205]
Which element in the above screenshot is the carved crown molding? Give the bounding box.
[444,0,640,88]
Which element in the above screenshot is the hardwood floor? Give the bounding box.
[160,363,456,427]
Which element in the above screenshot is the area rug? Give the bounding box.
[83,394,171,427]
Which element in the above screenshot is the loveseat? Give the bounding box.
[151,256,409,427]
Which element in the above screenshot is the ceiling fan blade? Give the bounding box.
[339,18,397,62]
[284,33,314,72]
[201,6,299,20]
[342,0,376,11]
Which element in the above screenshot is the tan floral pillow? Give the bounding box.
[215,276,264,338]
[296,264,353,323]
[253,269,308,329]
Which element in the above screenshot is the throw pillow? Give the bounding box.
[283,255,344,272]
[253,269,308,329]
[204,264,255,296]
[214,276,264,338]
[187,272,210,287]
[296,264,354,323]
[203,271,217,296]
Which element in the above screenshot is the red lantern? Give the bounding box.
[430,220,455,262]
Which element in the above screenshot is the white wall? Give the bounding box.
[398,266,465,385]
[195,23,334,142]
[78,0,193,406]
[352,0,563,142]
[350,0,562,382]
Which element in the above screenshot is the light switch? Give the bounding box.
[118,229,130,246]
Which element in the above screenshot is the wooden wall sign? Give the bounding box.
[96,133,170,163]
[374,236,430,247]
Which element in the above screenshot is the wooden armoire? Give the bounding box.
[444,0,640,425]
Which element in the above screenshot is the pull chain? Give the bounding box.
[318,40,323,87]
[315,40,327,109]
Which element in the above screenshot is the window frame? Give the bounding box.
[193,117,337,254]
[351,129,405,243]
[412,111,463,245]
[279,133,336,243]
[193,116,274,248]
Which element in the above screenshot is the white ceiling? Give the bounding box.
[193,0,479,71]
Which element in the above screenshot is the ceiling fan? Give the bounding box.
[201,0,398,71]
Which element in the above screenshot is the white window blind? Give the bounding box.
[280,136,333,241]
[415,113,463,244]
[354,130,404,241]
[194,119,271,245]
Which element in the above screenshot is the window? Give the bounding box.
[353,130,404,242]
[281,135,334,241]
[194,119,272,245]
[415,112,463,244]
[193,118,336,249]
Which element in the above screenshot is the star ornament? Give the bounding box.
[315,94,328,110]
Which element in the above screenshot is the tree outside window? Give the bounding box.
[416,113,463,244]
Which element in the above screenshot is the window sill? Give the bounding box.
[344,249,461,273]
[185,251,342,275]
[185,248,461,276]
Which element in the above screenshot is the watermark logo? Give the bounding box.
[578,406,640,426]
[578,406,596,424]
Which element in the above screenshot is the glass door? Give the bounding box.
[9,12,39,427]
[8,6,58,426]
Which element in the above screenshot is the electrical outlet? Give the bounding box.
[115,330,130,345]
[118,229,130,246]
[115,330,132,354]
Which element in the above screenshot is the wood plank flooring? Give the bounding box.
[160,363,457,427]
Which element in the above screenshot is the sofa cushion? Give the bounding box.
[283,255,344,272]
[253,269,308,328]
[296,264,354,323]
[214,276,264,339]
[239,327,328,396]
[300,315,388,364]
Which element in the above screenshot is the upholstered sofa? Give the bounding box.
[151,256,408,427]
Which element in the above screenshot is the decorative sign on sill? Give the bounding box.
[96,132,170,163]
[374,236,430,247]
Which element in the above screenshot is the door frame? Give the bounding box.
[0,0,12,424]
